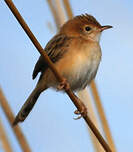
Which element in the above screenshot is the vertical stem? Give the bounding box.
[47,0,61,29]
[90,81,116,152]
[0,118,13,152]
[78,89,104,152]
[54,0,66,25]
[0,88,31,152]
[63,0,73,19]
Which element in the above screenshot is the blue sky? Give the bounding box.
[0,0,133,152]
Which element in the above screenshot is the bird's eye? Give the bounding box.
[85,26,91,31]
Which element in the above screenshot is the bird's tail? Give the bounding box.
[13,87,42,126]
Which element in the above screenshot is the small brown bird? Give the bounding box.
[13,14,112,125]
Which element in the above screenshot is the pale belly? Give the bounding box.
[67,60,100,91]
[62,53,101,91]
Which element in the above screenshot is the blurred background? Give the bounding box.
[0,0,133,152]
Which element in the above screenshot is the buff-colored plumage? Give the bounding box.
[13,14,112,125]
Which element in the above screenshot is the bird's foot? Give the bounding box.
[74,102,87,120]
[57,78,70,91]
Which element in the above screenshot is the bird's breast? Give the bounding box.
[59,42,101,91]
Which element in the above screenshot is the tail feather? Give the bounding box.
[13,87,41,126]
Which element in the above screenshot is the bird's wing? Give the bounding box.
[32,34,71,79]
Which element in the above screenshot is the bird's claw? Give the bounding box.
[74,103,87,120]
[74,110,82,120]
[57,78,70,91]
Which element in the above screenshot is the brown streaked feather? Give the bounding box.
[76,14,101,27]
[32,34,72,79]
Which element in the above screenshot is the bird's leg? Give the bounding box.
[57,78,70,91]
[57,78,87,119]
[74,103,87,119]
[73,95,87,119]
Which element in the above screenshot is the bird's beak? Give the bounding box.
[100,25,113,32]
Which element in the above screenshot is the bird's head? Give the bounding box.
[60,14,112,42]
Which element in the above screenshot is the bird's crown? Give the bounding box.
[75,14,101,27]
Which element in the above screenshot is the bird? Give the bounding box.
[13,14,112,126]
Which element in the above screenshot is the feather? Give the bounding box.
[32,34,71,79]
